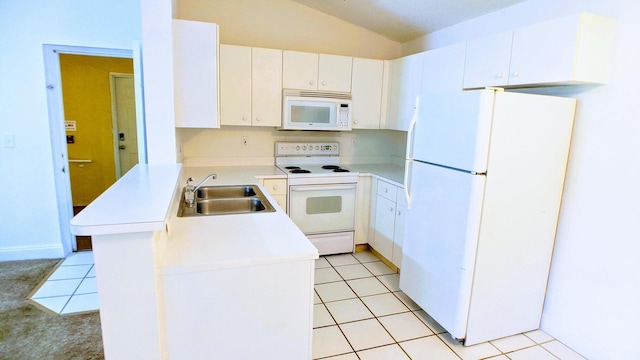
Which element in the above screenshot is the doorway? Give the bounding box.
[44,44,147,254]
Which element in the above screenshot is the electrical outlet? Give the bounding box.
[351,138,357,148]
[241,136,249,148]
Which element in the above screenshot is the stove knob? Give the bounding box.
[315,146,319,150]
[302,145,307,150]
[296,145,301,151]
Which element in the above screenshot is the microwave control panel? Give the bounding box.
[275,142,339,156]
[337,103,351,128]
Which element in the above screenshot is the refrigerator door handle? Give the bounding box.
[405,95,419,160]
[404,160,412,209]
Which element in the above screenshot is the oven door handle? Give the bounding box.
[290,184,357,192]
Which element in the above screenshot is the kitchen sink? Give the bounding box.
[197,185,256,199]
[177,185,276,217]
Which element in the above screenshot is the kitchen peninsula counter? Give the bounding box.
[69,163,317,359]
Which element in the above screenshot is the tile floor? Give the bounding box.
[29,251,99,315]
[312,252,586,360]
[30,250,587,359]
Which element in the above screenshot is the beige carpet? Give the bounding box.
[0,259,103,359]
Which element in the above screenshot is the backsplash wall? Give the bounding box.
[177,127,407,167]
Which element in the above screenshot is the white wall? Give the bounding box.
[175,0,401,60]
[180,128,407,167]
[404,1,639,358]
[0,1,141,260]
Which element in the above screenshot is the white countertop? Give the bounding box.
[162,165,318,274]
[349,163,405,187]
[70,164,182,236]
[69,163,404,273]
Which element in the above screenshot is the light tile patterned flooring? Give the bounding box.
[29,251,99,315]
[30,250,587,359]
[313,252,586,360]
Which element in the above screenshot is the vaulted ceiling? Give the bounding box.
[290,0,527,42]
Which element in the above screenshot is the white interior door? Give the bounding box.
[400,161,486,341]
[111,74,138,177]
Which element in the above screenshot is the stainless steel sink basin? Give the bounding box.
[197,185,256,199]
[177,185,276,217]
[196,198,269,215]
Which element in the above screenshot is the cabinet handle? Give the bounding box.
[309,80,315,86]
[512,71,520,78]
[353,119,358,124]
[389,207,394,212]
[256,117,261,122]
[273,185,278,190]
[397,211,402,216]
[242,116,247,121]
[321,81,327,86]
[497,72,503,79]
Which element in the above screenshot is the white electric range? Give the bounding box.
[275,141,358,255]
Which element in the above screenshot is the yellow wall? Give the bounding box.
[175,0,402,59]
[60,54,134,206]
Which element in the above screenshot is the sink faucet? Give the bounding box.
[184,173,217,207]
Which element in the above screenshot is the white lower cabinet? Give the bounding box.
[354,175,372,245]
[260,178,287,213]
[163,260,314,359]
[369,178,405,267]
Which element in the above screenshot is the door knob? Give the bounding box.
[119,145,126,150]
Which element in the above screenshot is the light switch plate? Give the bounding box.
[3,134,15,148]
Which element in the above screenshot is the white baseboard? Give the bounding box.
[0,245,66,261]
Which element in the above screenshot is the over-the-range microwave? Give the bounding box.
[280,90,352,131]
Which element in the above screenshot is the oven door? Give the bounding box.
[289,184,356,234]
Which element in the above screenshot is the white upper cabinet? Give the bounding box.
[252,47,283,127]
[421,42,467,93]
[283,50,352,92]
[318,54,353,92]
[220,45,283,127]
[220,44,251,126]
[464,13,616,89]
[173,19,220,128]
[386,52,424,131]
[283,51,318,90]
[463,31,513,89]
[351,58,384,129]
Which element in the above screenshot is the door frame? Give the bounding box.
[43,44,146,253]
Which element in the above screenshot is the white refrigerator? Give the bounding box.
[399,89,577,345]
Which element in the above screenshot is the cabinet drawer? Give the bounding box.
[377,180,397,201]
[263,179,287,195]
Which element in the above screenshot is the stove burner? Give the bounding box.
[333,168,350,172]
[321,165,340,170]
[290,169,311,174]
[285,166,301,170]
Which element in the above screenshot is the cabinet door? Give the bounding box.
[422,42,466,93]
[463,31,513,89]
[262,178,287,213]
[351,58,383,129]
[392,204,406,268]
[374,195,395,261]
[252,48,282,127]
[283,50,318,90]
[509,14,581,85]
[173,20,220,128]
[387,52,424,131]
[318,54,352,92]
[220,45,251,126]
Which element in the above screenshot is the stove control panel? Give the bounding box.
[275,142,340,156]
